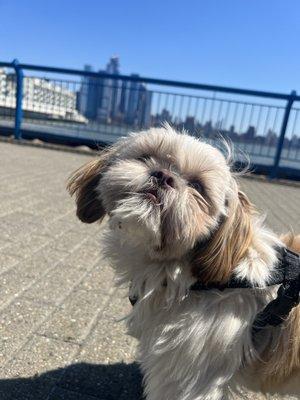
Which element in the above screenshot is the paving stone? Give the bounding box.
[4,334,79,379]
[0,263,38,309]
[71,294,136,366]
[0,298,54,362]
[48,230,95,255]
[37,218,77,238]
[0,237,10,250]
[24,262,93,306]
[0,188,29,202]
[239,178,300,233]
[38,288,111,343]
[0,252,20,273]
[24,243,70,271]
[0,249,67,310]
[76,264,115,294]
[0,212,46,239]
[3,232,50,260]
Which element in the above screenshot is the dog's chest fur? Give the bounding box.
[128,282,274,399]
[102,226,280,400]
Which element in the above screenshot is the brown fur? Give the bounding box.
[258,235,300,390]
[66,147,117,223]
[192,188,255,284]
[67,158,105,223]
[67,144,122,223]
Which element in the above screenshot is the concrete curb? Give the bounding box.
[0,135,102,156]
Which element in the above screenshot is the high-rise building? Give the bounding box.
[97,56,122,122]
[78,65,99,119]
[139,86,152,128]
[243,126,256,141]
[125,75,140,125]
[77,57,152,128]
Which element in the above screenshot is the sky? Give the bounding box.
[1,0,300,93]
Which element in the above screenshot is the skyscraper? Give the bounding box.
[126,75,140,125]
[97,56,122,122]
[77,57,152,128]
[136,83,152,128]
[78,65,99,119]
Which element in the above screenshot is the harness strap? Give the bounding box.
[190,247,299,291]
[252,247,300,334]
[129,247,300,334]
[192,247,300,333]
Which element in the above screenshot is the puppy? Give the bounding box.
[67,126,300,400]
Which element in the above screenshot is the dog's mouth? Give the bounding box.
[144,189,159,203]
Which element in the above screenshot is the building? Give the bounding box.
[242,126,256,141]
[0,68,15,110]
[117,78,152,127]
[138,85,152,127]
[0,68,86,123]
[77,57,152,128]
[77,65,99,120]
[96,56,122,122]
[0,69,6,99]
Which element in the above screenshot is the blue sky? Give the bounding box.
[1,0,300,93]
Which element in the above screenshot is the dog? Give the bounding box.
[67,125,300,400]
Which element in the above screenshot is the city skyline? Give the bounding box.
[151,108,300,149]
[1,57,300,151]
[74,56,299,149]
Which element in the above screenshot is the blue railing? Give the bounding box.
[0,59,300,179]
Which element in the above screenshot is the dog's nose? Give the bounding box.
[151,170,175,188]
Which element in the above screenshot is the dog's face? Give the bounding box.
[101,128,231,257]
[68,127,252,282]
[68,127,252,280]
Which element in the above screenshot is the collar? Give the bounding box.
[129,247,300,333]
[191,246,300,333]
[190,246,300,291]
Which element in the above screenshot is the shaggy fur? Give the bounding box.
[68,126,300,400]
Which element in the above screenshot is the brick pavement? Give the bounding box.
[0,141,299,399]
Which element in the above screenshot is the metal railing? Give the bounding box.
[0,59,300,179]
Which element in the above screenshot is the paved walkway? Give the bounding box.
[0,141,299,400]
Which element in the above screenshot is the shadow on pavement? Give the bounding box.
[0,362,144,400]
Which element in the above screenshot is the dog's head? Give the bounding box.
[68,126,254,283]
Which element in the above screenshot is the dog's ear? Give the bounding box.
[191,187,255,284]
[67,149,113,223]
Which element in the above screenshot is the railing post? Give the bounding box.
[12,59,24,140]
[270,90,296,179]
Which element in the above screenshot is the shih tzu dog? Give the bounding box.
[67,126,300,400]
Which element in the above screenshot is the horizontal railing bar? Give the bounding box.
[0,62,14,68]
[148,91,286,109]
[24,75,287,109]
[1,61,299,101]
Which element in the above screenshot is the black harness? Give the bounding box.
[130,247,300,335]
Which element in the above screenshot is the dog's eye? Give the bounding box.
[188,180,204,194]
[137,154,151,163]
